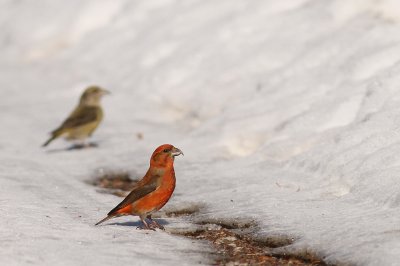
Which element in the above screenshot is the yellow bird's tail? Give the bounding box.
[42,136,56,147]
[42,128,64,147]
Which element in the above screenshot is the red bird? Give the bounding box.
[95,144,183,230]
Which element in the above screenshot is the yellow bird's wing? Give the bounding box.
[56,106,101,132]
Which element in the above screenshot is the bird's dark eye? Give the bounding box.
[163,149,170,153]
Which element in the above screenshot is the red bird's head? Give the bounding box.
[150,144,183,168]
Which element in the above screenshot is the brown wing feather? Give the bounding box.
[56,106,100,131]
[107,175,161,216]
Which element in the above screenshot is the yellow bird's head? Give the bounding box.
[79,86,110,106]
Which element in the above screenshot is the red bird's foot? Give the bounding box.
[149,220,165,230]
[138,216,156,231]
[136,226,156,231]
[147,215,165,230]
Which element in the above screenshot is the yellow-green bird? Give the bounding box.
[42,86,110,147]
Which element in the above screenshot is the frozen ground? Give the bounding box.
[2,0,400,265]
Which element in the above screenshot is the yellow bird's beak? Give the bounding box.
[101,89,111,95]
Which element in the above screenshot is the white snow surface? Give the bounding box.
[3,0,400,265]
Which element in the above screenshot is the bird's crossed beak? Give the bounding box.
[171,147,184,157]
[100,89,111,95]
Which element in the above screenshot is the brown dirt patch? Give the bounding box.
[88,171,138,197]
[182,227,325,266]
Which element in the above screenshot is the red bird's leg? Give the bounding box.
[138,215,155,231]
[147,215,165,230]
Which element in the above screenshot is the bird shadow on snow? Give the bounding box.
[105,219,169,228]
[45,142,99,153]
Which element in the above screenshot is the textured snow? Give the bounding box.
[3,0,400,265]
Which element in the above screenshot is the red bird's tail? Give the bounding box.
[95,215,113,226]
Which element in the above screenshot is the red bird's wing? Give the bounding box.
[107,174,161,216]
